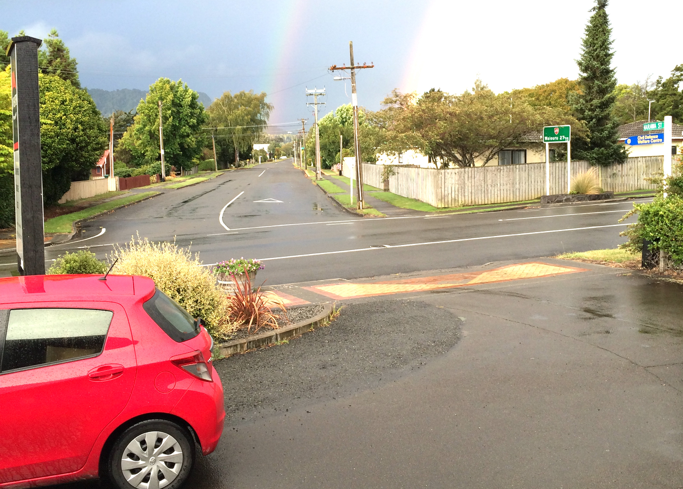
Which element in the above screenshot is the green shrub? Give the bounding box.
[48,250,109,275]
[621,195,683,265]
[0,174,14,228]
[131,162,162,177]
[115,167,134,178]
[109,235,235,339]
[198,159,215,172]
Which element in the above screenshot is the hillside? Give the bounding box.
[87,88,213,116]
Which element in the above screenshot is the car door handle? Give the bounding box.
[88,364,124,382]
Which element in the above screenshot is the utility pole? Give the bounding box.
[330,42,374,210]
[109,114,115,181]
[299,118,307,169]
[158,100,166,181]
[211,129,218,171]
[339,134,343,176]
[306,88,325,180]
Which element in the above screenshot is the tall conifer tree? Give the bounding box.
[572,0,626,166]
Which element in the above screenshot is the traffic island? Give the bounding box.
[217,303,334,358]
[541,192,614,204]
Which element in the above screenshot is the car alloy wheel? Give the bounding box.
[109,420,194,489]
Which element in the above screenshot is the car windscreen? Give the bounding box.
[142,289,199,342]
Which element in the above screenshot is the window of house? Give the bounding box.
[498,150,526,166]
[0,309,112,373]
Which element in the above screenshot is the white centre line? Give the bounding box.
[500,210,629,221]
[259,170,266,177]
[219,191,244,231]
[252,223,629,262]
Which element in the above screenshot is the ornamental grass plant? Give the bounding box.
[570,167,602,195]
[109,235,236,339]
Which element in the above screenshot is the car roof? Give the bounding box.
[0,275,156,304]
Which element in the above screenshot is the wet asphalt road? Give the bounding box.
[48,260,683,489]
[0,158,648,284]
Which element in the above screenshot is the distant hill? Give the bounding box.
[87,88,213,116]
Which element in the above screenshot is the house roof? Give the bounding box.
[618,120,683,140]
[95,150,110,168]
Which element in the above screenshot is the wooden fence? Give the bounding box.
[58,177,118,204]
[344,157,662,208]
[119,174,151,190]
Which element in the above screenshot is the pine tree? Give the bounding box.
[38,29,81,89]
[572,0,627,166]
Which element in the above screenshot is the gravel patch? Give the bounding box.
[215,299,462,425]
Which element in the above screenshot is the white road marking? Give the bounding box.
[326,222,354,226]
[254,223,630,262]
[207,231,238,236]
[253,198,283,203]
[51,227,106,247]
[258,170,266,177]
[500,210,629,221]
[425,215,448,219]
[219,191,244,231]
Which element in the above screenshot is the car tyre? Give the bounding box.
[108,419,195,489]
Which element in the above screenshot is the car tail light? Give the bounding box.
[171,351,213,382]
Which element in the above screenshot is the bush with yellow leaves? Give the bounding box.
[109,235,235,339]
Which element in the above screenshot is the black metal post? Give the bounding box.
[8,36,45,275]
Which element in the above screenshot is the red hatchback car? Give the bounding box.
[0,274,225,489]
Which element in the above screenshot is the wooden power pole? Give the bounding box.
[329,42,374,210]
[306,88,325,180]
[211,129,218,171]
[158,100,166,181]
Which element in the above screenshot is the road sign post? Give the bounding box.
[8,36,45,276]
[543,126,572,194]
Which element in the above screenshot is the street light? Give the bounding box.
[648,100,656,122]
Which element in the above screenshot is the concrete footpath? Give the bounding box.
[198,259,683,489]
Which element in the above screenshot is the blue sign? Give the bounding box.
[625,133,664,146]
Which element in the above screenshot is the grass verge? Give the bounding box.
[556,248,639,266]
[61,190,129,207]
[329,174,380,192]
[45,192,160,234]
[371,192,456,213]
[332,194,385,217]
[316,180,345,194]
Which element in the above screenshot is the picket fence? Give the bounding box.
[343,157,662,208]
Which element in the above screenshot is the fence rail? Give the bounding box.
[344,157,662,208]
[118,175,151,190]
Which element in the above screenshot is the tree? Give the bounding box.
[119,78,208,171]
[38,29,80,88]
[377,82,583,168]
[613,79,654,124]
[512,78,581,117]
[0,31,10,70]
[304,104,363,168]
[651,65,683,123]
[207,90,272,166]
[571,0,627,166]
[0,67,12,176]
[40,74,108,204]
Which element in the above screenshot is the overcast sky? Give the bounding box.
[4,0,681,131]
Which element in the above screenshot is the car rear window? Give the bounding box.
[142,289,199,342]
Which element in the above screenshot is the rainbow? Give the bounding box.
[263,0,310,122]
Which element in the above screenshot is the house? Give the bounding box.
[618,120,683,158]
[91,150,112,179]
[375,133,547,168]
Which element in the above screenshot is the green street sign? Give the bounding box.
[543,125,571,143]
[643,121,664,131]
